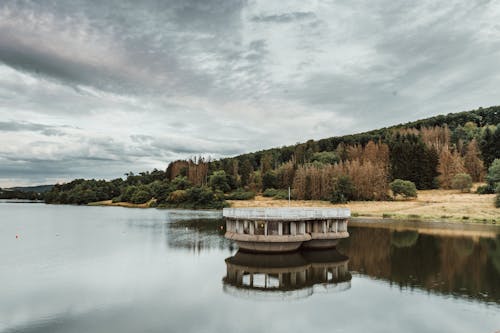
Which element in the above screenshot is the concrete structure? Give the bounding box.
[223,207,350,252]
[222,249,351,299]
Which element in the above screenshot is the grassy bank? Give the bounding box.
[88,200,155,208]
[228,187,499,224]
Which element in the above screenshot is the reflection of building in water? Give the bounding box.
[165,218,233,253]
[223,249,351,299]
[224,208,350,252]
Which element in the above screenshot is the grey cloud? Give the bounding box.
[1,0,500,186]
[0,121,67,136]
[251,12,316,23]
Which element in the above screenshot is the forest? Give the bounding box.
[42,106,500,208]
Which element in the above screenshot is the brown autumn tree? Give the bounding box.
[276,161,296,189]
[463,139,485,182]
[420,125,451,153]
[292,140,390,201]
[437,146,466,189]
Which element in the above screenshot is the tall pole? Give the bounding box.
[288,186,291,207]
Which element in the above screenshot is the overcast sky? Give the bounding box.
[1,0,499,186]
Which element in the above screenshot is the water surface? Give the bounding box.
[1,202,499,333]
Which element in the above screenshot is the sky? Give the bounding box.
[1,0,500,187]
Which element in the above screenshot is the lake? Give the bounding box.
[1,202,499,333]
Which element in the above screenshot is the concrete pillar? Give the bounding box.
[278,222,283,235]
[335,221,338,233]
[249,222,255,235]
[291,222,296,236]
[235,220,240,233]
[291,272,296,286]
[264,222,268,236]
[322,221,326,233]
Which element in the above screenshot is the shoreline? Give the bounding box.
[227,188,499,225]
[85,187,499,225]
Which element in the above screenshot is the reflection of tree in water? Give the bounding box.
[391,230,419,248]
[452,237,474,257]
[166,218,234,252]
[339,226,500,304]
[389,234,440,289]
[482,235,500,275]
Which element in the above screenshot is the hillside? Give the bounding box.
[43,105,500,211]
[8,185,54,193]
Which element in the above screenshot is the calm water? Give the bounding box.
[1,202,499,333]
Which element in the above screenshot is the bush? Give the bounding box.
[262,171,278,190]
[263,188,278,197]
[171,176,191,190]
[496,185,500,208]
[451,173,473,193]
[330,175,355,203]
[262,188,289,200]
[185,186,226,209]
[167,190,188,203]
[311,151,339,164]
[487,159,500,189]
[131,190,152,204]
[225,189,255,200]
[389,179,417,199]
[476,184,495,194]
[208,171,230,192]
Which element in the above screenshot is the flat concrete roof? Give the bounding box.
[223,207,350,220]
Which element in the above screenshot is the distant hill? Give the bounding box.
[211,105,500,169]
[7,185,54,193]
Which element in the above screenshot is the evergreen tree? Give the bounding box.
[389,134,438,189]
[480,126,500,167]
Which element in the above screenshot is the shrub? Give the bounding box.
[225,189,255,200]
[263,188,278,197]
[168,190,188,203]
[121,185,137,202]
[311,151,339,164]
[476,184,495,194]
[208,171,230,192]
[131,190,152,204]
[487,159,500,189]
[185,186,226,209]
[389,179,417,199]
[263,188,289,199]
[171,176,191,190]
[451,173,473,193]
[496,185,500,208]
[330,175,355,203]
[262,171,278,190]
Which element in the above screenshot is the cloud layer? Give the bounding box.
[1,0,500,186]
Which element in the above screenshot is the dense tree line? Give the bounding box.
[43,106,500,207]
[0,188,44,200]
[205,106,499,203]
[44,169,226,209]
